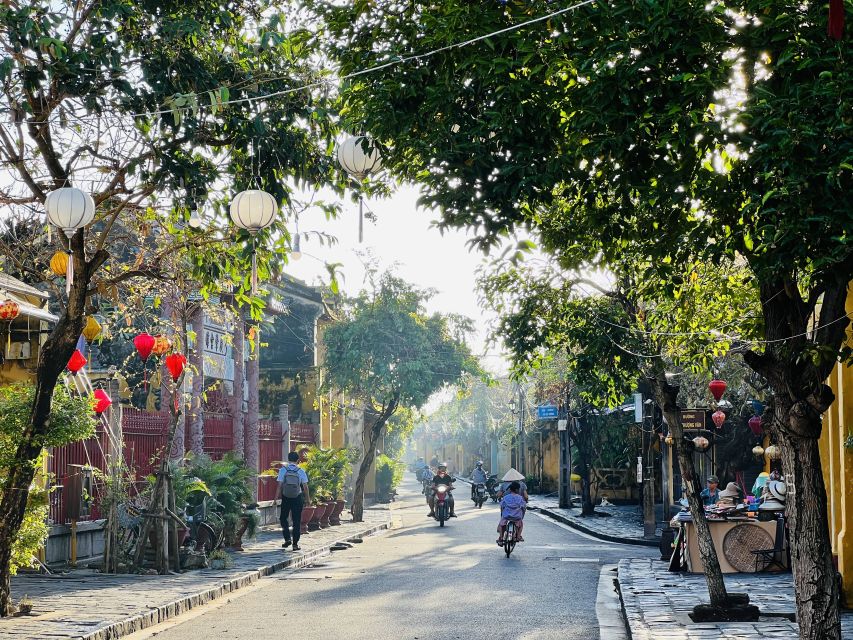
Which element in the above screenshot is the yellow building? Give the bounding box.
[822,290,853,605]
[0,273,58,385]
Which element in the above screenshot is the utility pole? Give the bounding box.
[518,385,526,477]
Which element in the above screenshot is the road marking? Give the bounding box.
[542,556,600,563]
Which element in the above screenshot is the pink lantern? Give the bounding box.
[711,410,726,429]
[748,415,763,436]
[92,389,112,414]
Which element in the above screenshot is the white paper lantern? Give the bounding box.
[45,188,95,239]
[229,189,277,233]
[45,187,95,296]
[337,136,382,242]
[337,135,382,180]
[764,444,782,460]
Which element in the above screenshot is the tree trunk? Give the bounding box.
[189,308,204,455]
[0,232,104,615]
[351,397,399,523]
[650,375,728,608]
[245,344,259,500]
[230,310,245,458]
[773,395,840,640]
[573,417,595,516]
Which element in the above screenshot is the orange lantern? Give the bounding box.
[0,299,20,322]
[152,334,172,357]
[49,251,68,277]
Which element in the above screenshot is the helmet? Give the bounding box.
[476,460,483,467]
[438,463,448,470]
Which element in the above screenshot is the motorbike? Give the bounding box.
[421,469,434,496]
[486,475,500,502]
[434,485,452,527]
[472,482,488,508]
[501,518,521,558]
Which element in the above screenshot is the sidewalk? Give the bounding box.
[618,558,853,639]
[0,507,392,640]
[528,495,660,547]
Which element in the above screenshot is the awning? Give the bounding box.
[6,292,58,324]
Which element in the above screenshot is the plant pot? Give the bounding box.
[228,516,251,551]
[210,558,226,570]
[308,503,324,531]
[330,500,346,525]
[177,527,188,547]
[300,505,315,534]
[319,501,334,528]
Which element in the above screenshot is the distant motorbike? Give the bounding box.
[486,475,500,502]
[433,485,452,527]
[421,469,434,495]
[472,482,488,508]
[500,518,521,558]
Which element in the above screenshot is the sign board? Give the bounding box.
[634,393,643,423]
[636,456,643,483]
[537,405,559,419]
[557,419,568,431]
[680,409,705,431]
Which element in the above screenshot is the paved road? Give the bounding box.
[139,477,655,640]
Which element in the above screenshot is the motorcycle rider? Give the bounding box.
[497,481,526,544]
[470,460,489,500]
[427,463,457,518]
[414,457,428,481]
[497,468,529,502]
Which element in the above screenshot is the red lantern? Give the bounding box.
[748,415,763,436]
[67,349,87,374]
[93,389,112,414]
[165,352,187,382]
[0,299,20,321]
[709,379,727,402]
[133,332,155,361]
[711,410,726,429]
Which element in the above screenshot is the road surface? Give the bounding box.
[134,477,654,640]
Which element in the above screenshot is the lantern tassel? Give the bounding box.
[250,235,258,295]
[65,250,73,297]
[143,363,148,393]
[358,198,364,243]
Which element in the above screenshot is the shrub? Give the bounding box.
[375,454,404,502]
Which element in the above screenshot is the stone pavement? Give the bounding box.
[618,557,853,639]
[528,495,660,546]
[0,507,391,640]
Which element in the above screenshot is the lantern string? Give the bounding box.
[65,249,73,298]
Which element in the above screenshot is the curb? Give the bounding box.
[531,506,659,548]
[80,520,391,640]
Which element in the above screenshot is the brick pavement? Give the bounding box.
[0,507,391,640]
[618,557,853,639]
[528,496,660,546]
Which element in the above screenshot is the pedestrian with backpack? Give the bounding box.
[276,451,310,551]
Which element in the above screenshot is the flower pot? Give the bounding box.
[228,516,252,551]
[210,558,226,570]
[330,500,346,526]
[319,501,334,528]
[308,503,324,531]
[300,505,315,535]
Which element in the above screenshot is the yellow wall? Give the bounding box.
[822,289,853,605]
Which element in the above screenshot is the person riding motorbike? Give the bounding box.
[428,464,457,518]
[414,457,428,481]
[470,460,489,500]
[497,468,529,502]
[497,481,526,544]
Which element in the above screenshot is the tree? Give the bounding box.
[313,2,850,634]
[322,273,478,521]
[0,1,343,614]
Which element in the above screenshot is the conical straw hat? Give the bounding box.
[502,468,525,482]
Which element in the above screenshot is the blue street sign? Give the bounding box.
[537,405,559,419]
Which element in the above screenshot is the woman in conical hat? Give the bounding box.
[499,468,528,501]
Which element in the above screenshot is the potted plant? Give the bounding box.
[328,448,354,525]
[299,503,316,535]
[208,549,232,570]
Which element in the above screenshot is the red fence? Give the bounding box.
[202,413,234,460]
[291,422,316,446]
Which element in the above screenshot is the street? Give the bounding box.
[136,478,655,640]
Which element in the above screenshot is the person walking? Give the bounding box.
[277,451,310,551]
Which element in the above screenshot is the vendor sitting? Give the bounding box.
[700,475,720,506]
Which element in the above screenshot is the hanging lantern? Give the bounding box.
[752,445,765,457]
[664,435,674,446]
[711,410,726,429]
[748,415,763,436]
[66,349,87,375]
[765,444,782,460]
[229,189,278,294]
[49,250,68,277]
[133,332,156,391]
[0,299,20,322]
[337,135,383,243]
[708,379,727,402]
[165,352,187,382]
[152,334,172,357]
[45,188,96,296]
[750,399,765,415]
[92,389,112,414]
[692,436,710,452]
[82,316,101,344]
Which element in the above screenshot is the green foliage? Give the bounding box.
[0,385,93,574]
[179,453,255,541]
[375,454,404,501]
[322,273,480,411]
[299,445,352,502]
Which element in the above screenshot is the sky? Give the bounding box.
[282,184,509,376]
